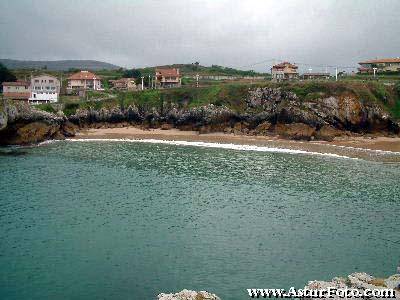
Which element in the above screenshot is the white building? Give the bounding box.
[271,62,299,81]
[29,75,60,105]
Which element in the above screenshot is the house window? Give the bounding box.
[35,80,39,83]
[33,94,36,98]
[49,80,54,83]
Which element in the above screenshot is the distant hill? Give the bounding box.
[137,63,269,77]
[0,59,121,71]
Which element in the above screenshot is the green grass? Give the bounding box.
[36,103,56,113]
[385,82,400,119]
[32,81,400,121]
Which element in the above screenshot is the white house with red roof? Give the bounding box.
[271,62,299,81]
[155,68,181,88]
[358,58,400,74]
[66,70,102,94]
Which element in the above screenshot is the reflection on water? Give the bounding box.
[0,148,28,156]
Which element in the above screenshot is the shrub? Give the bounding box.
[37,104,56,113]
[63,103,80,116]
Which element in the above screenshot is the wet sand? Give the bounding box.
[72,127,400,162]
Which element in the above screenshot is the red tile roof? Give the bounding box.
[155,68,180,77]
[3,92,30,99]
[68,71,100,80]
[272,62,298,69]
[2,81,30,86]
[359,58,400,64]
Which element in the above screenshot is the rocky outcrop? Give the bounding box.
[0,101,77,145]
[304,272,400,300]
[67,87,399,142]
[1,86,399,145]
[157,290,220,300]
[246,88,399,133]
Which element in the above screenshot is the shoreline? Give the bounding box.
[71,127,400,162]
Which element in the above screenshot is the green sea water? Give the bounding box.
[0,140,399,300]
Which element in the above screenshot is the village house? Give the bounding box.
[302,72,331,80]
[155,68,181,88]
[66,70,102,95]
[29,74,61,105]
[271,62,299,81]
[358,58,400,74]
[109,78,137,91]
[1,81,31,101]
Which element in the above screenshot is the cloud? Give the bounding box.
[0,0,399,73]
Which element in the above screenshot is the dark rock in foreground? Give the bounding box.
[157,289,220,300]
[304,272,400,300]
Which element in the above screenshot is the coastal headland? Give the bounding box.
[1,82,400,160]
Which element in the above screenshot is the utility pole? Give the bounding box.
[141,76,144,90]
[196,74,199,88]
[335,67,338,81]
[148,74,151,89]
[373,67,377,78]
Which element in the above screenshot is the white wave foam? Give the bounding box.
[312,142,400,155]
[65,138,357,160]
[38,140,58,146]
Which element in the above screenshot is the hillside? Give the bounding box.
[136,63,269,77]
[45,81,400,122]
[0,59,121,71]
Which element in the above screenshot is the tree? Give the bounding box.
[0,63,17,92]
[192,61,200,71]
[123,68,142,79]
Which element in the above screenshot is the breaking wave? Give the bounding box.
[65,138,357,160]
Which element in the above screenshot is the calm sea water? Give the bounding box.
[1,141,399,300]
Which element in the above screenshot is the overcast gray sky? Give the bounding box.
[0,0,399,72]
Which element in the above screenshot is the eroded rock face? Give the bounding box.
[246,88,399,133]
[68,87,398,139]
[273,123,316,140]
[314,125,346,142]
[0,101,76,145]
[2,86,399,145]
[157,289,221,300]
[305,272,400,300]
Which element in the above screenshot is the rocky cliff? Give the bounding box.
[1,86,399,145]
[0,100,77,145]
[68,87,399,141]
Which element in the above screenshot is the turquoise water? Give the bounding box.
[1,141,399,300]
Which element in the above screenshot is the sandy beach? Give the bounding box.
[72,127,400,162]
